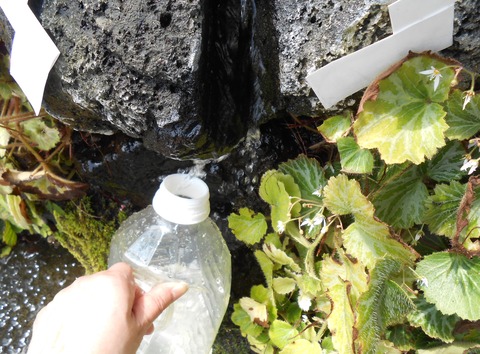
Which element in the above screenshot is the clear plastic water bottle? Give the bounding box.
[108,174,232,354]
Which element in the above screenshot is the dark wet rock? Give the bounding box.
[2,0,480,158]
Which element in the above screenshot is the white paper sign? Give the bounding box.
[306,0,455,109]
[0,0,60,115]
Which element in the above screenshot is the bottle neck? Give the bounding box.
[152,174,210,225]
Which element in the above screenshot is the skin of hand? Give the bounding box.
[27,262,188,354]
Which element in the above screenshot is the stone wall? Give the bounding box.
[1,0,479,159]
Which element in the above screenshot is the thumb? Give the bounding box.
[133,282,189,330]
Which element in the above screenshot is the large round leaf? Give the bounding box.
[354,55,455,165]
[416,252,480,321]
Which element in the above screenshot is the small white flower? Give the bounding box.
[461,158,479,175]
[301,218,315,233]
[417,277,429,288]
[301,315,309,323]
[277,220,286,233]
[301,214,326,234]
[298,292,312,311]
[463,90,475,110]
[312,187,323,197]
[419,66,442,91]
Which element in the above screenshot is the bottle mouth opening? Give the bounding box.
[162,174,209,202]
[153,174,210,225]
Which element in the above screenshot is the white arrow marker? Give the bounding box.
[306,0,455,109]
[0,0,60,115]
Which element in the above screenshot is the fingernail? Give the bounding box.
[169,282,189,298]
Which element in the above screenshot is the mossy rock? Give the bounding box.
[51,195,127,274]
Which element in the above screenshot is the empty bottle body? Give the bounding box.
[108,206,231,354]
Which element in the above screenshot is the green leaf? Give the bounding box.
[418,342,480,354]
[2,221,17,247]
[356,258,415,354]
[422,181,480,241]
[372,164,428,228]
[354,55,455,164]
[337,137,374,174]
[255,250,275,289]
[323,174,374,219]
[285,303,302,324]
[0,245,12,257]
[279,339,323,354]
[0,195,30,230]
[279,154,326,203]
[21,118,61,151]
[426,141,465,182]
[239,297,268,326]
[445,89,480,140]
[386,324,433,351]
[327,281,355,354]
[343,218,417,270]
[408,296,460,343]
[262,244,301,273]
[416,252,480,321]
[259,171,297,230]
[273,277,297,295]
[296,274,322,297]
[269,320,299,349]
[228,208,267,245]
[317,113,351,143]
[423,181,464,238]
[320,252,368,305]
[231,303,265,337]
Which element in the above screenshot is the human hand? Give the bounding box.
[27,262,188,354]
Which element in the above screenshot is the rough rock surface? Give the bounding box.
[273,0,392,115]
[274,0,480,115]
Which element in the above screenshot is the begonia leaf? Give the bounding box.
[272,277,296,295]
[259,171,298,230]
[21,118,60,151]
[354,55,455,164]
[408,296,460,343]
[320,252,368,305]
[279,339,323,354]
[445,89,480,140]
[416,252,480,321]
[356,259,415,354]
[323,174,374,219]
[317,113,351,143]
[228,207,267,245]
[343,217,416,270]
[231,303,264,337]
[423,181,480,241]
[426,141,465,182]
[337,137,374,174]
[269,320,299,349]
[327,281,355,354]
[372,164,428,229]
[279,154,326,216]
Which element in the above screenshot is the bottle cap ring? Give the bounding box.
[153,174,210,225]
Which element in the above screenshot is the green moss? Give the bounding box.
[50,197,127,274]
